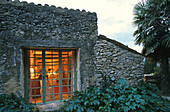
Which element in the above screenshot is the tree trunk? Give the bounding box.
[160,49,170,95]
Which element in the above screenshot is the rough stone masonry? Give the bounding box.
[94,35,144,87]
[0,0,144,110]
[0,0,98,96]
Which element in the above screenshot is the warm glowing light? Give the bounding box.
[30,74,34,79]
[30,68,39,79]
[30,68,34,73]
[28,50,74,103]
[30,68,35,79]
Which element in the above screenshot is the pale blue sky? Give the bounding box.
[20,0,142,52]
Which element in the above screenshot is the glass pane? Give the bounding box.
[53,86,59,94]
[62,79,68,86]
[29,80,41,88]
[27,49,76,103]
[45,50,59,84]
[35,96,42,103]
[62,94,69,100]
[46,95,52,102]
[62,86,69,93]
[46,75,59,86]
[53,94,59,101]
[68,72,74,78]
[53,79,59,86]
[69,85,74,93]
[69,93,74,99]
[62,52,68,58]
[28,50,43,104]
[53,71,59,79]
[28,88,42,103]
[60,50,75,100]
[62,65,67,72]
[29,72,42,80]
[46,87,52,95]
[53,51,59,57]
[46,67,59,77]
[69,65,74,72]
[29,50,34,57]
[69,51,74,57]
[29,97,34,103]
[35,50,42,57]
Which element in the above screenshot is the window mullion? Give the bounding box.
[74,50,77,91]
[34,50,36,103]
[59,50,62,100]
[51,50,54,101]
[42,50,46,103]
[67,52,69,99]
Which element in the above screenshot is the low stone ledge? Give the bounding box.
[37,102,64,112]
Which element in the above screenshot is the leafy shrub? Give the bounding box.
[144,58,157,74]
[58,87,102,112]
[59,79,169,112]
[153,65,170,90]
[0,93,38,112]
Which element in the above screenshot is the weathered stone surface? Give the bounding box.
[0,0,145,111]
[94,35,144,87]
[37,102,64,111]
[0,0,97,104]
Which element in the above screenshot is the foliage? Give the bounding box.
[59,78,169,112]
[153,64,170,89]
[133,0,169,51]
[154,64,170,75]
[0,93,38,112]
[144,58,157,74]
[133,0,170,95]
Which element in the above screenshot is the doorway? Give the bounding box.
[24,49,77,104]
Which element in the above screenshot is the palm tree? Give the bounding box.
[133,0,170,95]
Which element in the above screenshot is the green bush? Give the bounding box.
[59,79,169,112]
[0,93,38,112]
[144,58,157,74]
[153,65,170,90]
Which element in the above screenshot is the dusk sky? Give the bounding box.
[20,0,142,52]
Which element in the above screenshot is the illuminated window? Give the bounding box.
[24,49,77,104]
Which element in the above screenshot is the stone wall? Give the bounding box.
[0,0,98,97]
[0,0,145,107]
[0,0,146,111]
[94,35,144,87]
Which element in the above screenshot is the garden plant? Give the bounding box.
[0,93,38,112]
[59,78,170,112]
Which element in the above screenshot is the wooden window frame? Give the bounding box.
[24,48,77,104]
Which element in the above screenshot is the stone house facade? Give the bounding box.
[0,0,144,110]
[94,35,144,87]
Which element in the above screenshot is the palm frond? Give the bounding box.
[161,33,170,47]
[133,0,169,57]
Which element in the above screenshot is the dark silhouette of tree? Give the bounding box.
[133,0,170,95]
